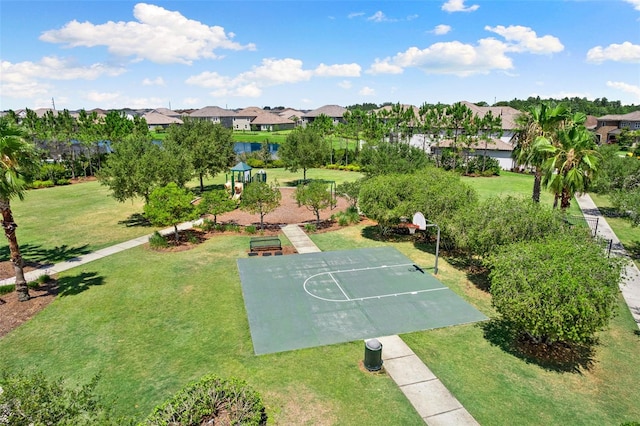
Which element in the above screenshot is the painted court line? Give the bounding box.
[303,262,448,303]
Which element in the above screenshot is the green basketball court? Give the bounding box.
[237,246,487,355]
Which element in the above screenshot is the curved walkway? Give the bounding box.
[576,194,640,329]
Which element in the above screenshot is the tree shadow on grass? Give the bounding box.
[622,240,640,262]
[0,243,91,265]
[481,319,596,374]
[194,183,226,194]
[118,213,152,228]
[57,271,104,297]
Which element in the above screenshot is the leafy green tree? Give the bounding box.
[449,196,565,258]
[240,181,281,230]
[279,127,329,180]
[98,135,191,203]
[441,102,475,170]
[359,141,431,177]
[295,181,336,226]
[610,188,640,226]
[537,119,600,210]
[358,167,476,236]
[487,232,624,345]
[513,102,570,203]
[0,371,123,425]
[476,110,503,172]
[0,118,37,301]
[164,119,235,192]
[336,179,363,209]
[144,183,198,243]
[197,189,236,224]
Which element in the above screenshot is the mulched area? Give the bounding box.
[0,187,356,338]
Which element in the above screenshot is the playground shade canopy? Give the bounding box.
[237,247,487,355]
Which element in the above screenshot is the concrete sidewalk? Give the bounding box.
[281,224,479,425]
[0,219,202,287]
[576,194,640,330]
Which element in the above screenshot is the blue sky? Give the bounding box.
[1,0,639,111]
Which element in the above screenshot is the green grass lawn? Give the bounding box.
[1,181,153,264]
[589,192,640,266]
[2,168,639,424]
[311,225,640,425]
[0,234,423,424]
[462,171,584,217]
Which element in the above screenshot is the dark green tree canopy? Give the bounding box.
[240,181,281,230]
[164,119,235,192]
[295,180,335,225]
[278,127,329,180]
[144,182,198,242]
[359,141,431,177]
[487,232,624,345]
[98,136,191,203]
[197,189,237,225]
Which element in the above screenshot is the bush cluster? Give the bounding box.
[141,374,266,425]
[0,372,122,425]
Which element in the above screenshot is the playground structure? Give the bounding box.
[224,162,267,200]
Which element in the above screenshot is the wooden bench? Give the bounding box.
[250,236,282,252]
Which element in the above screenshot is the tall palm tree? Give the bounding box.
[536,122,600,210]
[0,118,37,301]
[513,102,569,203]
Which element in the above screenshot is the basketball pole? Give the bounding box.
[424,222,440,275]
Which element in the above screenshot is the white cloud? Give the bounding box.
[586,42,640,63]
[368,58,404,75]
[0,57,125,99]
[367,11,392,22]
[338,80,352,89]
[359,86,376,96]
[348,12,365,19]
[432,24,452,35]
[142,76,166,86]
[624,0,640,11]
[485,25,564,54]
[39,3,255,65]
[314,63,361,77]
[607,81,640,99]
[186,58,359,98]
[442,0,479,13]
[368,38,512,77]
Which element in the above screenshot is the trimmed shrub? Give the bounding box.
[148,231,168,249]
[245,225,257,234]
[0,371,122,425]
[141,374,266,425]
[224,223,241,233]
[55,178,72,186]
[303,223,317,233]
[30,180,55,189]
[198,218,216,232]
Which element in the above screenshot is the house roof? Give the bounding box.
[597,111,640,121]
[278,108,305,119]
[585,115,598,130]
[190,106,237,118]
[143,111,183,125]
[459,101,521,130]
[153,107,182,117]
[303,104,347,118]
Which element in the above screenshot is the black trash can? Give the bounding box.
[363,338,383,371]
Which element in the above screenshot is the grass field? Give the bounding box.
[0,181,153,264]
[1,169,639,424]
[589,192,640,266]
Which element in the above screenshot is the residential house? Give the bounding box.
[236,106,296,131]
[302,105,347,126]
[594,111,640,144]
[189,106,236,128]
[142,110,183,131]
[426,101,522,170]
